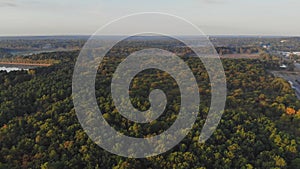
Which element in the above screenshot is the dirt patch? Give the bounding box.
[0,62,51,67]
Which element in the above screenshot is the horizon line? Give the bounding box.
[0,34,299,38]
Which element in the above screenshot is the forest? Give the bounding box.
[0,39,299,168]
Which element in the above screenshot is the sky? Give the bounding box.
[0,0,299,36]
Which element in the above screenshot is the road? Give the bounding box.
[294,63,300,72]
[271,70,300,99]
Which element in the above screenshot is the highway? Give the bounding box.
[271,69,300,99]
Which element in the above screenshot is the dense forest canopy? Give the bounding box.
[0,38,299,168]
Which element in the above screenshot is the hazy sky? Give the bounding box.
[0,0,299,36]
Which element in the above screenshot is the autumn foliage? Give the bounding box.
[286,107,296,115]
